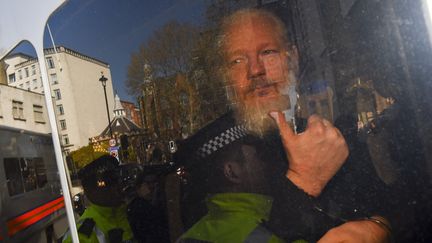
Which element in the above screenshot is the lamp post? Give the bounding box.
[99,72,113,138]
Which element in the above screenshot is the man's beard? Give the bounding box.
[232,82,292,138]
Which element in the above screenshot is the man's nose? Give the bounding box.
[247,55,266,79]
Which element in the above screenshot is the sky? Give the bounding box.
[14,0,211,103]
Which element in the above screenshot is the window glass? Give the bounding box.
[8,73,15,83]
[2,1,432,242]
[34,157,48,188]
[63,134,69,145]
[57,104,64,115]
[4,158,24,196]
[60,119,67,130]
[54,89,61,100]
[50,73,58,85]
[46,57,55,69]
[19,158,37,192]
[179,92,189,106]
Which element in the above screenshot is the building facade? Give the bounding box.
[0,83,50,134]
[120,99,141,127]
[4,46,115,153]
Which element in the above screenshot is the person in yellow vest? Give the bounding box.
[175,113,307,243]
[62,155,135,243]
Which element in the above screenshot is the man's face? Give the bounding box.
[223,15,298,136]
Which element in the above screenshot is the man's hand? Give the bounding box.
[318,220,391,243]
[269,112,349,197]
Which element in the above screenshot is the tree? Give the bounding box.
[70,144,108,169]
[125,21,199,97]
[126,3,252,130]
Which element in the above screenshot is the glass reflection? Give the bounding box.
[2,0,432,242]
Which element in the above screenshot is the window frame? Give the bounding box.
[33,104,45,123]
[59,119,67,130]
[31,64,36,75]
[50,73,58,85]
[62,134,70,145]
[8,73,16,83]
[57,104,64,115]
[53,89,61,100]
[46,56,55,69]
[12,100,25,120]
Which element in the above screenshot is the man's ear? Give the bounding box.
[223,162,242,184]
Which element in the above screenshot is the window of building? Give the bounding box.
[63,134,70,145]
[32,79,37,89]
[31,65,36,75]
[57,104,64,115]
[33,105,44,123]
[3,157,47,196]
[18,70,22,80]
[20,158,37,192]
[34,158,47,188]
[19,84,23,89]
[179,92,189,106]
[4,158,24,196]
[60,119,67,130]
[12,100,24,120]
[126,109,132,120]
[50,73,58,84]
[25,81,30,90]
[46,57,55,69]
[8,73,15,83]
[166,117,173,129]
[54,89,61,100]
[24,67,29,77]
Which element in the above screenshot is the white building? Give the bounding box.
[0,83,50,133]
[4,46,115,153]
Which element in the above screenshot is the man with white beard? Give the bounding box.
[208,8,391,242]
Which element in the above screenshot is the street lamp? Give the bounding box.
[99,72,113,138]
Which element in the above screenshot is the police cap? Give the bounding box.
[78,155,120,189]
[173,111,258,169]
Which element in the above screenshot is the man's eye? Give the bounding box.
[262,49,278,55]
[230,58,245,65]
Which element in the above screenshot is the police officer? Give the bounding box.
[175,112,307,243]
[63,155,134,243]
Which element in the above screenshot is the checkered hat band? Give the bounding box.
[196,125,247,158]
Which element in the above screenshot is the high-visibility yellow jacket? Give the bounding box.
[179,193,307,243]
[62,203,134,243]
